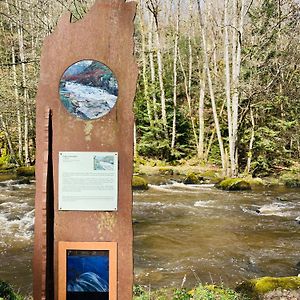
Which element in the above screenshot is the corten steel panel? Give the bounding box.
[33,1,138,299]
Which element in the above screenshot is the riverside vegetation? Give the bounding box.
[1,278,300,300]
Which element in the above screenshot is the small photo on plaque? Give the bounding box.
[93,155,115,171]
[59,242,117,300]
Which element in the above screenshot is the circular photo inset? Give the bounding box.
[59,60,118,120]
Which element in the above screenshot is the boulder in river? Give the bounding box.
[236,276,300,299]
[216,178,251,191]
[16,166,35,177]
[183,172,203,184]
[132,176,149,190]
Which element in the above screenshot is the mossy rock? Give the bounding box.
[216,178,251,191]
[183,172,202,184]
[132,176,149,190]
[16,166,35,177]
[158,167,174,175]
[236,276,300,299]
[245,177,264,187]
[199,170,223,184]
[201,170,220,178]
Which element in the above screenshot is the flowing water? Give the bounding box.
[0,180,34,294]
[0,179,299,294]
[133,180,300,288]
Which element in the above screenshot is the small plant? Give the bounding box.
[173,288,191,300]
[0,281,23,300]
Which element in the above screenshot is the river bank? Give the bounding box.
[1,159,299,188]
[133,159,300,190]
[1,277,300,300]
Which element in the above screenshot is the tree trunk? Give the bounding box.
[16,0,30,166]
[231,0,245,176]
[198,63,206,161]
[245,107,255,174]
[224,0,235,176]
[138,6,153,127]
[11,46,23,164]
[197,1,226,171]
[6,0,23,164]
[155,29,168,138]
[0,113,18,165]
[148,15,159,123]
[171,1,180,149]
[146,1,168,139]
[179,51,198,149]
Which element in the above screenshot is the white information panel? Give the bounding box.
[58,152,118,211]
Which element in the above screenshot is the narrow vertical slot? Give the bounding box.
[46,110,54,299]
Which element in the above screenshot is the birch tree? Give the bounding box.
[197,0,227,171]
[171,0,180,149]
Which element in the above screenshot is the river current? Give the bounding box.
[0,179,299,294]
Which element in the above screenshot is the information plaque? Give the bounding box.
[59,152,118,211]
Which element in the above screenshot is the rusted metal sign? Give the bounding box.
[33,1,137,299]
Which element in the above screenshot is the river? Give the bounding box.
[0,179,299,294]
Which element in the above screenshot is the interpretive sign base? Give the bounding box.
[59,152,118,211]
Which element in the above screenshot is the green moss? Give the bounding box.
[236,276,300,299]
[216,178,251,191]
[199,170,223,184]
[183,172,201,184]
[158,167,174,175]
[132,176,149,190]
[201,170,220,178]
[16,166,35,177]
[244,177,265,187]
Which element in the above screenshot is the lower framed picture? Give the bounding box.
[58,242,117,300]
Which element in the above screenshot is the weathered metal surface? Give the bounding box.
[33,0,137,299]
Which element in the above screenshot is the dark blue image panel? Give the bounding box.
[67,250,109,299]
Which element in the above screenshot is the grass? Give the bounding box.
[133,284,249,300]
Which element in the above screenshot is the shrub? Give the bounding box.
[0,281,22,300]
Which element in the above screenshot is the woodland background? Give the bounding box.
[0,0,299,177]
